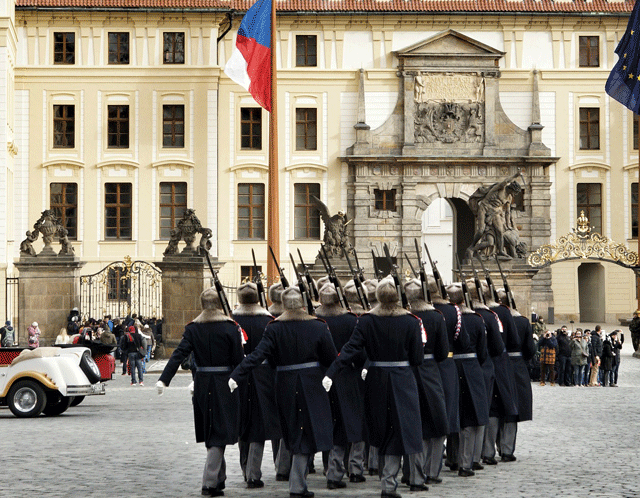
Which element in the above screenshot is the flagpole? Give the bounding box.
[266,0,279,285]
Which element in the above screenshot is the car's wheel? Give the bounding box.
[42,391,73,416]
[80,351,102,384]
[7,379,47,418]
[70,395,85,407]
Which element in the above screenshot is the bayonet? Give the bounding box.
[343,246,371,310]
[251,248,268,308]
[204,251,232,316]
[424,242,448,299]
[383,243,409,310]
[290,253,315,315]
[469,257,486,306]
[320,245,350,310]
[414,238,432,304]
[455,253,473,309]
[269,245,289,288]
[494,255,517,310]
[297,248,319,302]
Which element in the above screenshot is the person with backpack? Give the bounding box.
[1,321,14,347]
[122,325,145,386]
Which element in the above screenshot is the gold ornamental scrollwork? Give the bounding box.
[527,211,639,269]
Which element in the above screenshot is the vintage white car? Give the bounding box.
[0,346,105,417]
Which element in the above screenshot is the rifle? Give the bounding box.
[469,256,486,306]
[455,253,473,309]
[297,248,319,302]
[251,249,268,309]
[478,257,500,303]
[414,238,432,303]
[204,251,232,316]
[405,254,419,278]
[319,245,350,310]
[494,255,517,310]
[371,250,383,281]
[424,242,448,299]
[383,243,409,310]
[269,245,289,288]
[352,248,366,283]
[290,253,315,315]
[343,246,371,310]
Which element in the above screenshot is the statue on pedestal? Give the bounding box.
[163,209,213,257]
[19,210,75,257]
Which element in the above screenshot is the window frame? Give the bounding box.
[108,32,130,65]
[576,182,602,234]
[159,182,188,240]
[295,35,318,67]
[53,104,75,149]
[104,182,133,240]
[578,35,599,68]
[240,107,263,150]
[294,183,321,240]
[107,104,130,149]
[237,183,265,240]
[53,32,75,65]
[295,107,318,151]
[163,32,186,64]
[579,107,600,151]
[162,105,185,148]
[50,182,78,240]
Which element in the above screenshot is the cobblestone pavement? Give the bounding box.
[2,323,639,498]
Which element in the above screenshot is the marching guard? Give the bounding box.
[268,282,285,317]
[156,287,245,497]
[404,279,450,488]
[229,286,338,498]
[231,282,280,488]
[324,277,425,498]
[446,284,489,477]
[315,283,367,489]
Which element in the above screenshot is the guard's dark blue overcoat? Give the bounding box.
[231,318,338,454]
[412,308,449,438]
[319,312,365,445]
[327,312,424,456]
[509,313,536,422]
[232,312,282,443]
[475,307,518,418]
[455,311,489,428]
[159,320,245,448]
[433,302,465,433]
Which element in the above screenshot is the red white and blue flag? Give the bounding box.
[224,0,272,112]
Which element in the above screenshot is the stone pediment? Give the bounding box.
[395,29,504,73]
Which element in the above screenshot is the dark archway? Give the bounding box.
[449,197,475,268]
[578,262,605,322]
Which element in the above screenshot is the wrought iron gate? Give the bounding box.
[80,256,162,321]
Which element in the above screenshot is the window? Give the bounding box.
[296,108,317,151]
[105,183,132,239]
[294,183,320,239]
[53,105,75,148]
[296,35,317,67]
[108,32,130,64]
[54,32,75,64]
[579,108,599,150]
[241,265,262,282]
[163,105,185,148]
[160,182,187,239]
[633,182,638,238]
[107,105,129,148]
[50,183,77,239]
[241,107,262,150]
[163,32,185,64]
[577,183,601,234]
[579,36,599,68]
[375,189,396,211]
[238,183,265,239]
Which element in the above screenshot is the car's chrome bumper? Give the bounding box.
[66,383,106,396]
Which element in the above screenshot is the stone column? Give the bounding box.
[14,257,85,347]
[156,255,224,352]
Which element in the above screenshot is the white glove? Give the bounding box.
[156,380,166,396]
[229,378,238,393]
[322,376,333,392]
[188,381,194,396]
[361,369,368,381]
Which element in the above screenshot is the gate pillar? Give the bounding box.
[14,257,86,346]
[156,255,225,353]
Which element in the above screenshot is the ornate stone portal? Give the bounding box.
[343,29,558,316]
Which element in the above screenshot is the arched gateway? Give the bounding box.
[341,30,558,315]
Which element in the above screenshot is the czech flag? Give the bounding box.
[224,0,272,112]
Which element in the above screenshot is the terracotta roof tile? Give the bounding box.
[14,0,636,14]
